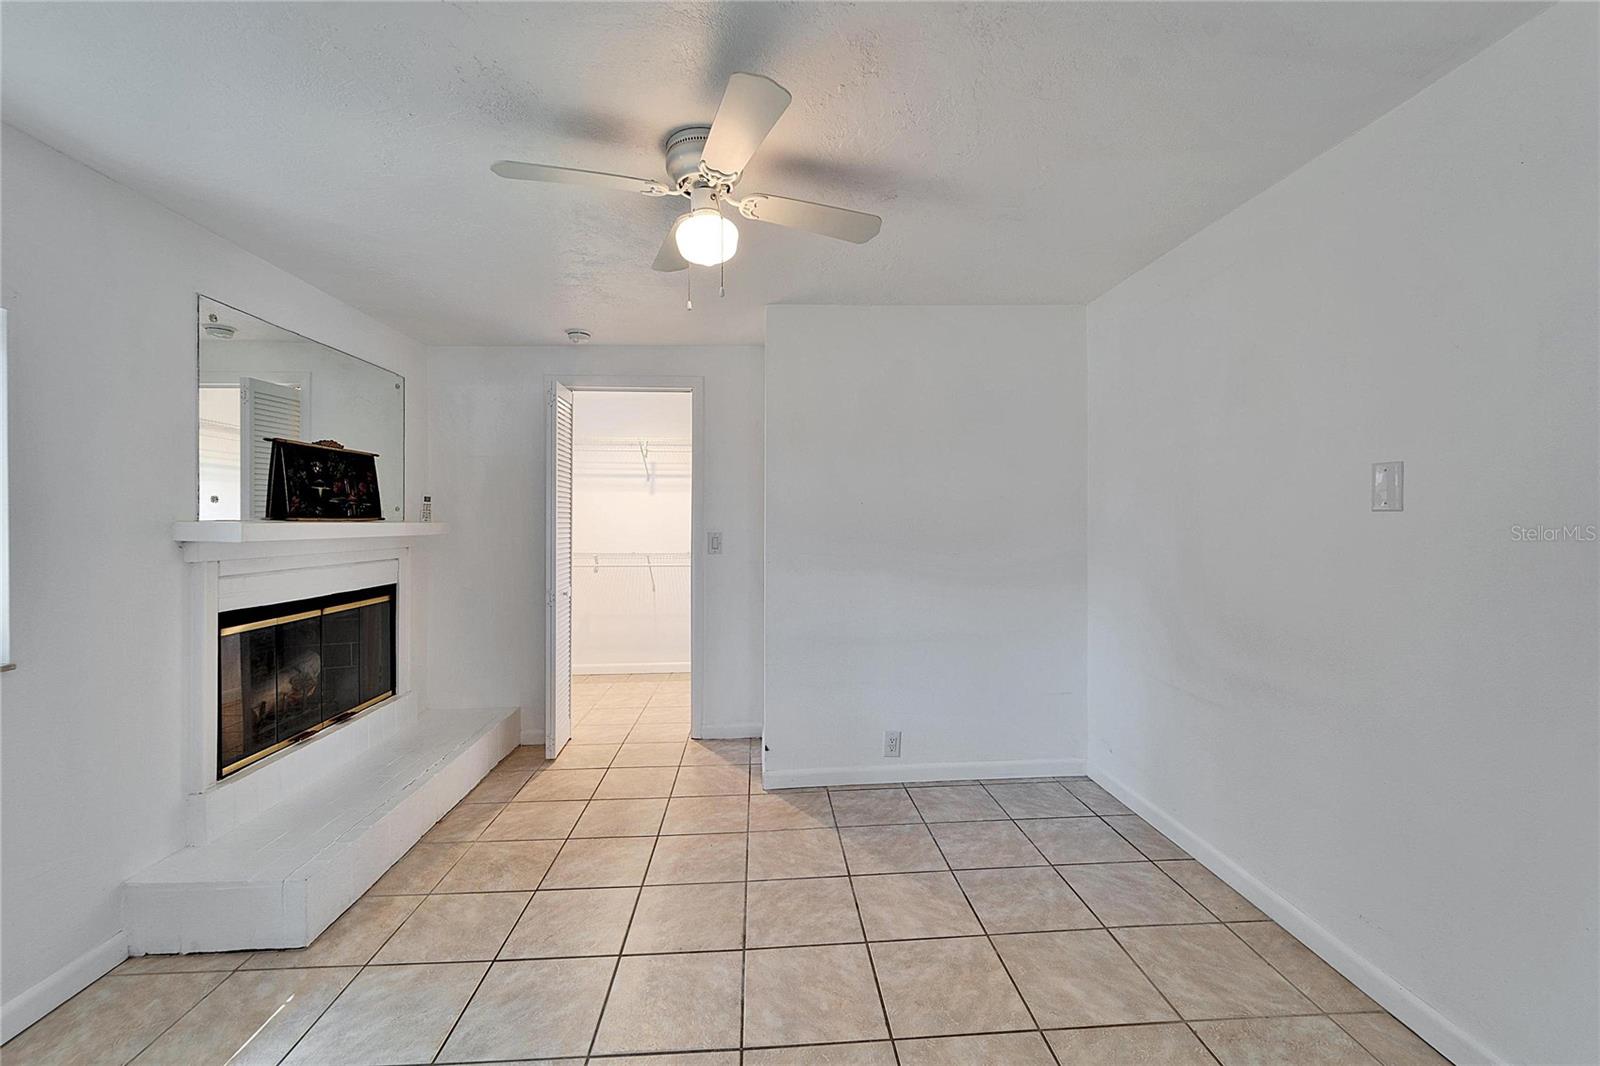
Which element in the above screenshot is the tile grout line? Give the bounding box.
[1203,920,1335,1019]
[738,756,753,1057]
[191,759,558,1063]
[427,761,1351,1061]
[1082,793,1339,1062]
[970,781,1074,1066]
[274,893,426,1064]
[926,782,1057,1063]
[826,786,903,1065]
[402,855,1187,884]
[25,734,1408,1065]
[832,779,1225,1062]
[582,718,683,1060]
[737,1009,1368,1050]
[395,755,566,1062]
[109,968,232,1065]
[1057,784,1228,1066]
[1061,781,1240,1065]
[1332,1015,1419,1065]
[1123,837,1356,1018]
[437,705,636,1064]
[425,750,579,1063]
[574,698,641,1062]
[296,917,1378,967]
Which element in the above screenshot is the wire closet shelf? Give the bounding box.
[573,552,690,596]
[573,436,691,483]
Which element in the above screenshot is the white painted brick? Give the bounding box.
[125,708,517,953]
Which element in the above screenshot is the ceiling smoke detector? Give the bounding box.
[565,329,592,344]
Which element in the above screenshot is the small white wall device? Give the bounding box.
[1372,461,1404,511]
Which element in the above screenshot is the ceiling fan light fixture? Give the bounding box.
[674,207,738,267]
[490,72,880,279]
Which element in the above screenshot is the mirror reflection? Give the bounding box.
[197,297,404,520]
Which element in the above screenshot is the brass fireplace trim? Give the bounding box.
[219,689,395,778]
[321,594,392,615]
[218,592,393,636]
[219,608,320,637]
[217,588,397,778]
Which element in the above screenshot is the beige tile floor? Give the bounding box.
[3,673,1451,1065]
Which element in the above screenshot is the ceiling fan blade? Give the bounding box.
[652,219,690,272]
[490,160,671,196]
[734,193,882,244]
[699,73,792,178]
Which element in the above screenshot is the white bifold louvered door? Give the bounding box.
[240,377,302,519]
[545,382,575,757]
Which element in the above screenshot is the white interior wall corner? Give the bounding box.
[423,347,764,743]
[1084,8,1599,1064]
[0,124,432,1041]
[762,305,1088,784]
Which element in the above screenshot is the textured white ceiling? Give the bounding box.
[3,2,1538,346]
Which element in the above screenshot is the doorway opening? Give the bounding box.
[546,384,697,757]
[197,374,309,520]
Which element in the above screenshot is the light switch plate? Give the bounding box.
[1372,461,1404,511]
[707,530,723,554]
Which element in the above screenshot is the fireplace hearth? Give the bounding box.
[217,584,396,778]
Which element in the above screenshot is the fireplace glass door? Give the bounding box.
[217,585,395,778]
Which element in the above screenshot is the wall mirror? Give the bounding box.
[196,297,404,520]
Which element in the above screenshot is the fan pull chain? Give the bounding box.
[718,197,727,297]
[686,268,693,311]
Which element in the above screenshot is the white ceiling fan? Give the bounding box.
[491,72,881,274]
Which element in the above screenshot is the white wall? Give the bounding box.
[426,346,762,739]
[763,306,1086,787]
[0,125,431,1038]
[1084,8,1598,1065]
[572,391,692,673]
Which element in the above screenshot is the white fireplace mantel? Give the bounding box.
[173,520,445,561]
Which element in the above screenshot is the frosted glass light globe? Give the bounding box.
[675,209,739,266]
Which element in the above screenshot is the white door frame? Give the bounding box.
[544,374,706,745]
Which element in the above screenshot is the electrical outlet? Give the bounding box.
[884,730,902,758]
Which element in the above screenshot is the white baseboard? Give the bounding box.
[2,929,128,1042]
[1088,764,1505,1066]
[762,756,1084,790]
[695,721,761,741]
[572,661,689,675]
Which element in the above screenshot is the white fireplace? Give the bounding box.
[122,522,517,956]
[179,531,424,844]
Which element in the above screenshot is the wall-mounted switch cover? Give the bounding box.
[884,731,902,758]
[1372,461,1404,511]
[707,530,723,554]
